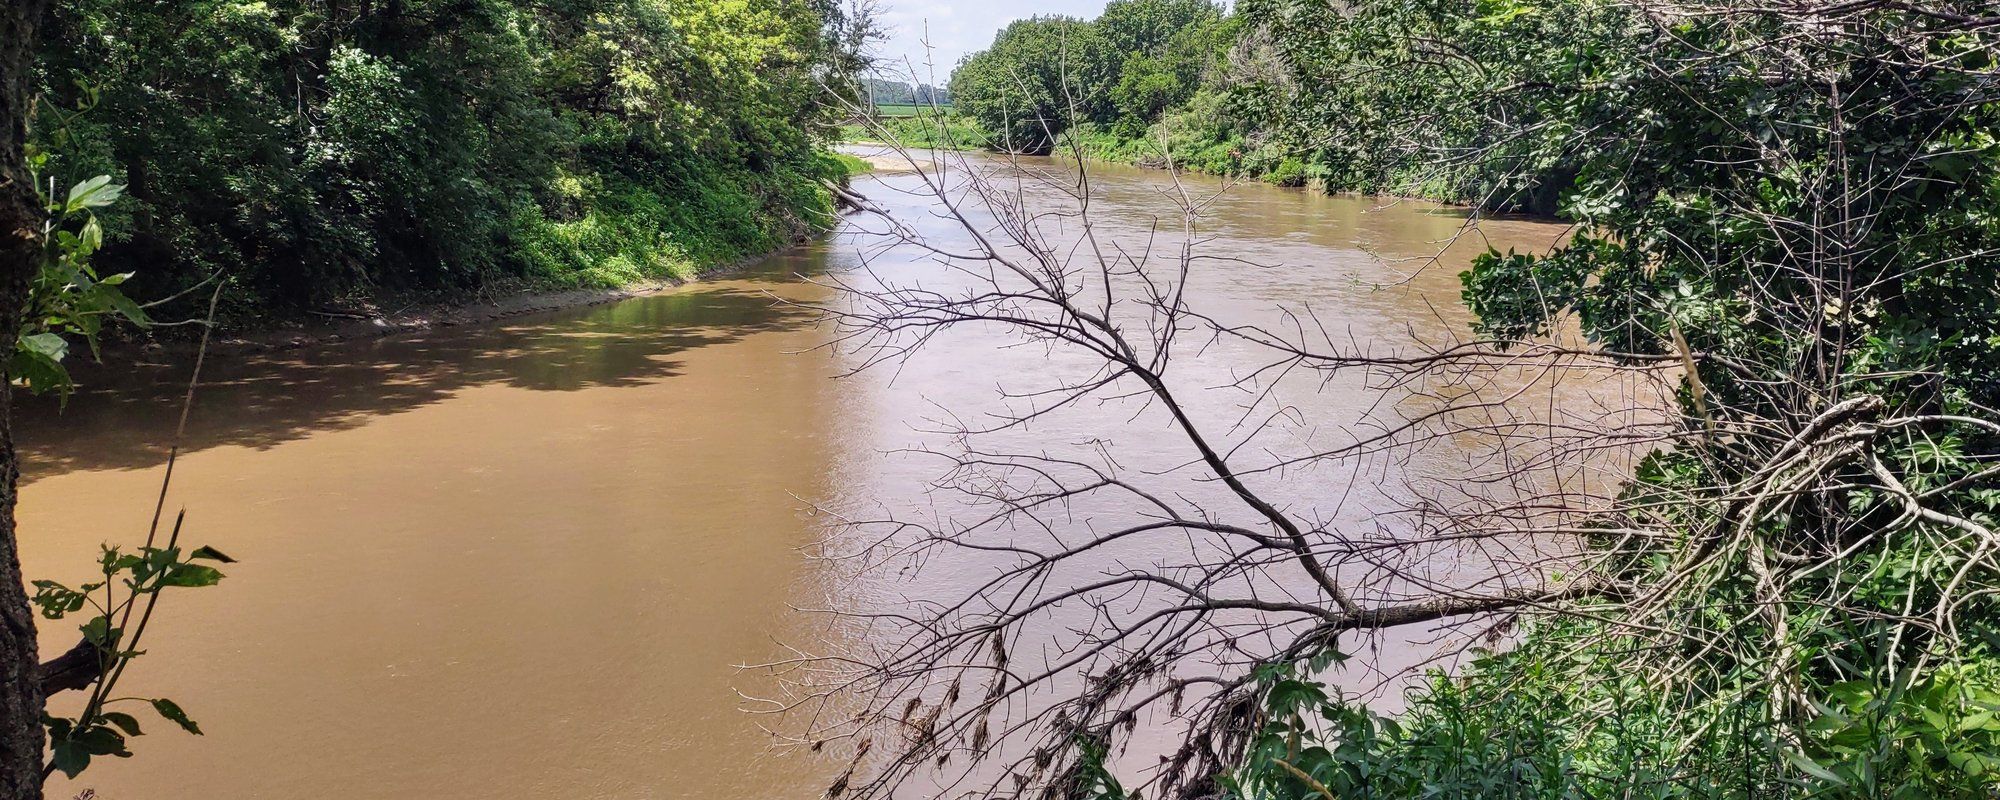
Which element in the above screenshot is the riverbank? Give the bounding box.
[85,154,887,363]
[839,134,1529,219]
[115,215,856,363]
[845,108,1561,216]
[193,275,698,359]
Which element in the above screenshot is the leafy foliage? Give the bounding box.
[31,0,861,323]
[1166,1,2000,798]
[937,2,1296,184]
[33,538,233,779]
[936,0,1608,208]
[17,126,151,395]
[949,16,1119,154]
[1237,0,1610,210]
[842,112,991,151]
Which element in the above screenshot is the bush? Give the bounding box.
[1262,157,1306,187]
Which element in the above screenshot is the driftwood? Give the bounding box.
[824,179,878,214]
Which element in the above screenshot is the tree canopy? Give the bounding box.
[949,15,1119,154]
[29,0,864,324]
[945,0,1233,159]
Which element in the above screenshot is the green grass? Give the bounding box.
[866,104,949,118]
[841,114,989,151]
[507,156,838,290]
[830,152,874,175]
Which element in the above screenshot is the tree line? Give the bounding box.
[858,77,951,109]
[946,0,1225,158]
[937,0,1690,215]
[29,0,871,326]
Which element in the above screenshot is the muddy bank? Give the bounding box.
[96,224,850,364]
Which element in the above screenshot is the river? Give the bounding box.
[16,153,1572,799]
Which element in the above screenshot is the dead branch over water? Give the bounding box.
[759,5,2000,797]
[752,145,1661,799]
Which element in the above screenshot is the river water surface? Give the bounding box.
[17,154,1571,799]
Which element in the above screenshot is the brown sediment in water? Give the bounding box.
[111,229,836,364]
[18,155,1579,800]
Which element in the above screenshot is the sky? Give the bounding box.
[870,1,1113,86]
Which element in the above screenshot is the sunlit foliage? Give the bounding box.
[31,0,859,323]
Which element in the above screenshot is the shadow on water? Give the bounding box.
[14,261,822,481]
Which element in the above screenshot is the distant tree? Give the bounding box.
[822,0,889,98]
[1110,18,1219,123]
[950,0,1223,143]
[860,77,951,108]
[1096,0,1221,57]
[950,16,1117,154]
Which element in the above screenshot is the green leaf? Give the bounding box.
[157,563,225,588]
[1307,648,1349,673]
[10,335,72,397]
[100,711,144,737]
[18,332,67,362]
[189,545,237,563]
[64,175,122,211]
[102,287,150,326]
[1948,748,1999,777]
[1266,678,1330,715]
[79,615,118,647]
[29,580,88,619]
[151,698,203,735]
[48,739,90,779]
[1785,750,1848,785]
[1962,710,2000,733]
[78,217,102,254]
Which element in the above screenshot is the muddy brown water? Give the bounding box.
[17,153,1573,799]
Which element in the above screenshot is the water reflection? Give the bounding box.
[22,246,851,800]
[14,155,1579,800]
[16,262,820,479]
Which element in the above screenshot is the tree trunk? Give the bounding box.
[0,1,50,798]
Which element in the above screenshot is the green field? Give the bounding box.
[829,152,874,175]
[840,113,989,151]
[867,104,948,118]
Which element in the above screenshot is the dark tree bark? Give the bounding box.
[0,1,50,798]
[35,641,99,699]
